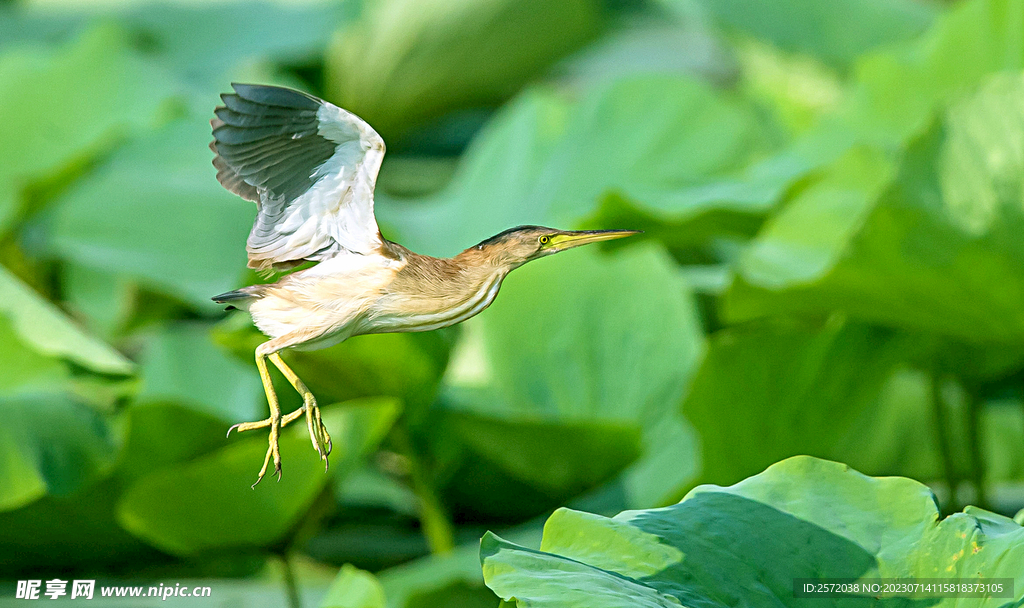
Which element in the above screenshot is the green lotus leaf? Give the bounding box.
[117,398,399,555]
[434,244,703,515]
[482,456,1024,608]
[681,317,939,490]
[322,564,387,608]
[0,23,177,235]
[662,0,934,71]
[135,322,261,424]
[381,75,778,258]
[847,0,1024,146]
[45,119,253,308]
[726,72,1024,343]
[0,393,121,513]
[325,0,601,139]
[0,264,132,376]
[0,305,123,512]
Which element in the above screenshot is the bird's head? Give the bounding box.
[472,226,640,268]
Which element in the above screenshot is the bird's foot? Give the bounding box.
[251,413,282,488]
[227,409,303,487]
[302,397,332,471]
[227,400,331,480]
[226,407,305,436]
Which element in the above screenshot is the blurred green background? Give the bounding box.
[1,0,1023,605]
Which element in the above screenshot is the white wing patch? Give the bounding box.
[211,84,386,271]
[304,102,384,255]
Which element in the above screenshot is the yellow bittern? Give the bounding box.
[210,83,637,486]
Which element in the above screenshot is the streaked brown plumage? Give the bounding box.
[210,84,637,486]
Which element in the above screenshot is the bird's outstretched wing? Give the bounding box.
[211,83,385,271]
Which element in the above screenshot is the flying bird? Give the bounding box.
[210,83,638,486]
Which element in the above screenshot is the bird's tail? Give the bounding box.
[212,285,265,311]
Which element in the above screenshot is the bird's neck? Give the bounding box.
[385,239,518,278]
[382,241,511,305]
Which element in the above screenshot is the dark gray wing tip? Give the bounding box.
[229,83,322,111]
[210,84,338,205]
[210,118,259,202]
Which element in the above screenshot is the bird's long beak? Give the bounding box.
[542,229,641,253]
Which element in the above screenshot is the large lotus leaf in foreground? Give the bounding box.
[482,456,1024,608]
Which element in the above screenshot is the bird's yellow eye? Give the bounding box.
[539,235,550,244]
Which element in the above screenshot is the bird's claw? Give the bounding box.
[302,397,332,471]
[228,419,265,437]
[231,398,329,486]
[250,414,283,488]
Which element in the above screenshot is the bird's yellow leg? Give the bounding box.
[268,353,332,469]
[226,344,305,437]
[251,348,283,487]
[225,342,296,487]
